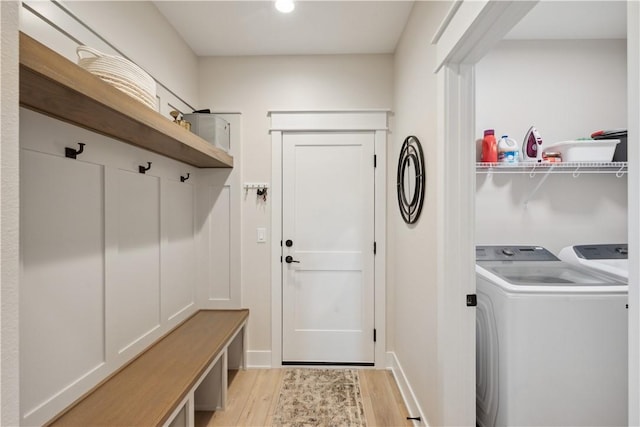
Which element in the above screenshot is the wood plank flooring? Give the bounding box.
[195,369,413,427]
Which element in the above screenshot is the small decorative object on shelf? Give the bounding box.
[170,110,191,131]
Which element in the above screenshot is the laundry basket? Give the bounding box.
[77,45,157,110]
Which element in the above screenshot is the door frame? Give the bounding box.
[432,1,538,424]
[269,110,388,368]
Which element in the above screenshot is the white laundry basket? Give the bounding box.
[77,45,157,110]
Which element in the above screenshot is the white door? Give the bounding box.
[282,132,375,364]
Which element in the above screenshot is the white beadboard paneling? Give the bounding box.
[110,169,161,355]
[162,179,196,322]
[20,150,105,421]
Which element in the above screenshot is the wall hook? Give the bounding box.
[139,162,152,174]
[180,173,190,183]
[65,142,86,159]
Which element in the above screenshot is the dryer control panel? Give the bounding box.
[573,244,628,260]
[476,245,559,261]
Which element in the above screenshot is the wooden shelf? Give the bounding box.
[19,32,233,168]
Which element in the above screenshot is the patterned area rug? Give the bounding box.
[272,368,367,427]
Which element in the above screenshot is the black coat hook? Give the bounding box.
[65,142,86,159]
[139,162,152,174]
[180,173,190,183]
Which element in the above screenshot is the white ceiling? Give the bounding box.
[154,0,628,58]
[153,1,415,56]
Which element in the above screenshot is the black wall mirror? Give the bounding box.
[397,135,425,224]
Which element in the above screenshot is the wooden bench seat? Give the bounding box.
[47,309,249,427]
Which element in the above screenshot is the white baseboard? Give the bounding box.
[386,352,428,427]
[247,350,272,368]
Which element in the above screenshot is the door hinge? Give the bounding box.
[280,256,283,263]
[373,329,377,342]
[374,154,377,168]
[373,241,377,255]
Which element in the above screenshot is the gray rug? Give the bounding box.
[272,368,367,427]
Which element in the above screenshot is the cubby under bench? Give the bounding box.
[47,309,249,427]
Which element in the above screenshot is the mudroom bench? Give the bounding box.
[47,309,249,427]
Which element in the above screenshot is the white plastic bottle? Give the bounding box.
[498,135,519,164]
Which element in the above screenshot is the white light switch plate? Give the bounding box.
[257,227,267,243]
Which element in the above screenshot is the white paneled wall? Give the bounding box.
[109,170,162,354]
[20,151,106,421]
[197,114,242,309]
[162,180,197,322]
[19,108,241,424]
[15,1,241,425]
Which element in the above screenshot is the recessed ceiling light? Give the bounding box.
[275,0,295,14]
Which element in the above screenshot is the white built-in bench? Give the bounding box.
[46,309,249,427]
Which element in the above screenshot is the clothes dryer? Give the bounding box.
[559,244,628,282]
[476,245,627,427]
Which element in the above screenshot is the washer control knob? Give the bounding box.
[502,248,515,257]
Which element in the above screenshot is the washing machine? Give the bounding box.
[476,245,628,427]
[559,244,628,282]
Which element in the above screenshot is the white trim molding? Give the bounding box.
[268,110,389,132]
[269,110,388,368]
[386,352,427,427]
[246,351,272,369]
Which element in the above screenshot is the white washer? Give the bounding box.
[559,244,628,282]
[476,245,628,427]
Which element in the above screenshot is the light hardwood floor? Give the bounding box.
[195,369,413,427]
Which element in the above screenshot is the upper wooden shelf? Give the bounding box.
[19,32,233,168]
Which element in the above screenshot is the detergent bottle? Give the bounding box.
[481,129,497,163]
[497,135,519,164]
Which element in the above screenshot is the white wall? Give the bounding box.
[1,2,20,426]
[197,54,393,363]
[475,40,628,253]
[63,1,200,108]
[392,2,454,425]
[476,39,627,154]
[20,0,200,115]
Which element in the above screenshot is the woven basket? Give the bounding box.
[77,45,157,110]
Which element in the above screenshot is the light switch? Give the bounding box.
[257,227,267,243]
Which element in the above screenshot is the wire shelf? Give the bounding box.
[476,161,627,176]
